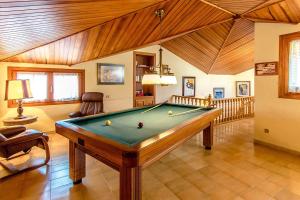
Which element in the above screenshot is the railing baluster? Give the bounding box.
[170,95,254,124]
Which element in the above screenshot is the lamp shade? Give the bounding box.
[142,74,161,85]
[5,80,33,100]
[160,75,177,85]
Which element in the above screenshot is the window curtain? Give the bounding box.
[289,40,300,92]
[53,73,79,101]
[17,72,48,102]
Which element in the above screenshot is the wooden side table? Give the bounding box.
[3,115,38,126]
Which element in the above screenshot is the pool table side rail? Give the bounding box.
[138,108,221,166]
[55,121,130,169]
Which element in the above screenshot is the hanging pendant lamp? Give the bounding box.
[142,9,177,85]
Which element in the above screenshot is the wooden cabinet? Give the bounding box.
[133,51,156,107]
[135,96,154,107]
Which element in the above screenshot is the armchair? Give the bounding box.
[0,126,50,175]
[69,92,104,118]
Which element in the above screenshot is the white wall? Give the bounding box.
[255,23,300,152]
[0,45,254,132]
[73,52,134,112]
[134,46,254,102]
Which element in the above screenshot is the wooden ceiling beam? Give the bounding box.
[242,0,286,15]
[200,0,235,15]
[159,18,233,44]
[244,16,298,24]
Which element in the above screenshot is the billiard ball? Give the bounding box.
[138,122,143,129]
[168,110,173,115]
[105,120,112,126]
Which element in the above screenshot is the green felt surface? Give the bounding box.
[68,104,209,146]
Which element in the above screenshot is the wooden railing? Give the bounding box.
[212,96,255,124]
[170,95,255,124]
[171,95,212,107]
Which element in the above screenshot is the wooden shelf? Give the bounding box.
[136,65,150,68]
[133,51,156,107]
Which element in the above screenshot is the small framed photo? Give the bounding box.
[236,81,251,97]
[97,63,124,85]
[213,88,225,99]
[182,76,196,97]
[255,62,278,76]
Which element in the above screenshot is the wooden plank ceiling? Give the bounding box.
[204,0,267,14]
[243,0,300,24]
[162,19,254,74]
[0,0,166,60]
[4,0,232,65]
[162,20,234,73]
[1,0,300,74]
[209,19,254,74]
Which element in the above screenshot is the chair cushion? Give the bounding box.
[82,92,103,102]
[0,130,48,158]
[80,92,104,115]
[69,92,104,118]
[69,111,83,118]
[80,102,103,116]
[0,134,7,142]
[0,126,26,138]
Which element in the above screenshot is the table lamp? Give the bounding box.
[5,79,33,119]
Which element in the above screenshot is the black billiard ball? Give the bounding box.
[138,122,143,129]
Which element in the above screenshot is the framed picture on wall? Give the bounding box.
[236,81,251,97]
[182,76,196,97]
[97,63,124,85]
[213,88,225,99]
[255,61,278,76]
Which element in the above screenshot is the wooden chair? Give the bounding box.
[0,126,50,175]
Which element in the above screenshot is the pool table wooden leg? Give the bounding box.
[203,122,213,150]
[69,141,86,184]
[120,166,141,200]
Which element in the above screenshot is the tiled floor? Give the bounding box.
[1,119,300,199]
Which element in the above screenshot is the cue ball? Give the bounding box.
[138,122,143,129]
[168,110,173,115]
[105,120,112,126]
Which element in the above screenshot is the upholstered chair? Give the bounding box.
[0,126,50,173]
[69,92,104,118]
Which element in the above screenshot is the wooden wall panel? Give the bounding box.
[244,0,300,23]
[5,0,233,65]
[0,0,166,60]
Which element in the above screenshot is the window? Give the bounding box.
[16,72,48,102]
[279,32,300,99]
[8,67,85,107]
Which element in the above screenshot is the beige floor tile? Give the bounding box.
[176,186,208,200]
[275,189,300,200]
[242,187,274,200]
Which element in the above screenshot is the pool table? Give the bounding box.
[55,103,221,200]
